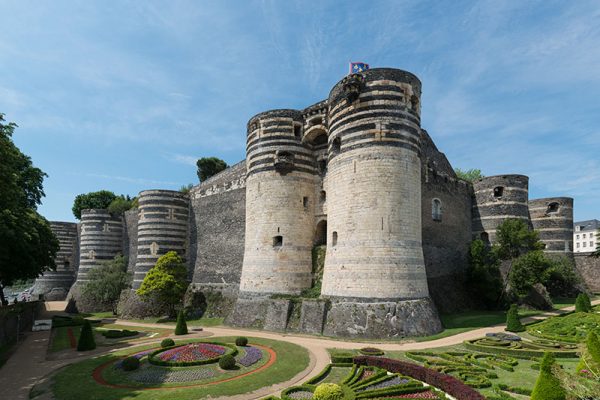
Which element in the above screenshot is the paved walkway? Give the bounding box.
[0,300,597,400]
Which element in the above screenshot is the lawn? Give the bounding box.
[85,311,224,327]
[43,336,310,400]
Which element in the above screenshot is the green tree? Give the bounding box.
[136,251,188,317]
[179,184,194,194]
[454,168,484,182]
[0,113,59,305]
[72,190,117,219]
[531,352,566,400]
[466,239,503,308]
[76,320,96,351]
[82,255,131,315]
[509,250,554,297]
[495,218,545,260]
[196,157,228,182]
[107,195,136,216]
[505,304,525,332]
[175,309,188,335]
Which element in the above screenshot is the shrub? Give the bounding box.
[101,329,138,339]
[161,338,175,348]
[175,309,188,335]
[530,352,566,400]
[359,347,384,356]
[575,293,591,313]
[505,304,525,332]
[587,332,600,364]
[313,383,344,400]
[235,337,248,346]
[76,320,96,351]
[219,354,236,370]
[122,356,140,371]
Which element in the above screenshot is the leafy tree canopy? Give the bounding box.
[136,251,188,317]
[454,168,484,182]
[495,218,545,260]
[466,239,503,309]
[107,195,136,216]
[72,190,117,219]
[82,255,131,314]
[196,157,228,182]
[0,113,58,305]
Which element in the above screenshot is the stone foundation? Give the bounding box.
[575,253,600,293]
[66,283,112,313]
[226,295,442,338]
[117,289,169,319]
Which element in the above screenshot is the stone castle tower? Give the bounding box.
[34,66,585,338]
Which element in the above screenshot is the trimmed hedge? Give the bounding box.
[122,356,140,371]
[219,354,236,370]
[330,352,355,364]
[463,339,578,359]
[160,338,175,348]
[175,310,188,335]
[148,341,238,367]
[281,385,315,400]
[358,347,384,356]
[101,329,138,339]
[76,320,96,351]
[313,383,344,400]
[235,337,248,346]
[505,304,525,333]
[353,356,486,400]
[530,352,566,400]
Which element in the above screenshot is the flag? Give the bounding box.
[349,61,369,74]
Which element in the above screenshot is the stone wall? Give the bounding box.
[0,302,40,348]
[575,253,600,293]
[529,197,574,256]
[123,209,139,273]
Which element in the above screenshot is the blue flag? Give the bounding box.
[349,61,369,74]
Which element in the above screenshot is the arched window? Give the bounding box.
[331,137,341,155]
[480,232,490,244]
[432,199,442,221]
[315,220,327,246]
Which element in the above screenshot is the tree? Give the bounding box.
[179,184,194,194]
[495,218,545,260]
[175,309,188,335]
[71,190,117,219]
[82,255,131,314]
[505,304,525,332]
[509,250,554,297]
[0,113,59,305]
[196,157,228,182]
[466,239,503,308]
[136,251,188,317]
[107,195,136,216]
[454,168,484,182]
[76,319,96,351]
[531,352,566,400]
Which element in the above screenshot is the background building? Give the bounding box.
[574,219,599,253]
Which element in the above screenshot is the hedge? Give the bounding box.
[353,356,486,400]
[101,329,138,339]
[281,385,315,400]
[463,339,577,359]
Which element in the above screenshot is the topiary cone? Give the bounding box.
[505,304,525,332]
[77,320,96,351]
[531,352,566,400]
[175,309,188,335]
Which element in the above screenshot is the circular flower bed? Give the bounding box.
[148,342,237,367]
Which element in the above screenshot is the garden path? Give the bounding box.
[2,299,598,400]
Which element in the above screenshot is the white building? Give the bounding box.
[574,219,599,253]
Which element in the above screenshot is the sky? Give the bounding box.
[1,0,598,222]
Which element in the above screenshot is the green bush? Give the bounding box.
[219,354,236,370]
[161,338,175,348]
[235,337,248,346]
[76,320,96,351]
[313,383,344,400]
[576,293,593,313]
[331,352,355,363]
[359,347,384,356]
[505,304,525,332]
[175,309,188,335]
[101,329,138,339]
[122,356,140,371]
[530,352,566,400]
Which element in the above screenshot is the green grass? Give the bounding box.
[84,312,224,327]
[48,336,310,400]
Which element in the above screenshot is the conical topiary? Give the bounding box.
[578,332,600,375]
[505,304,525,332]
[575,293,592,313]
[76,320,96,351]
[587,332,600,365]
[531,352,566,400]
[175,309,188,335]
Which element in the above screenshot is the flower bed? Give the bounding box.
[148,342,238,367]
[114,349,155,369]
[129,365,217,383]
[237,346,263,367]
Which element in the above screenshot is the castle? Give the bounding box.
[32,68,579,338]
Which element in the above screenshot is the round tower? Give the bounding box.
[75,209,123,283]
[472,175,530,244]
[32,221,78,300]
[132,190,190,289]
[238,109,318,295]
[529,197,574,256]
[321,68,429,300]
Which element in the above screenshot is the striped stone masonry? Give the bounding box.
[529,197,574,256]
[472,175,530,244]
[132,190,190,289]
[75,209,123,283]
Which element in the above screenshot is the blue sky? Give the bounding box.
[1,0,598,222]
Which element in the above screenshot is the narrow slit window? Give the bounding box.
[332,231,338,246]
[432,199,442,221]
[303,196,309,208]
[293,124,302,138]
[331,137,341,154]
[320,191,326,203]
